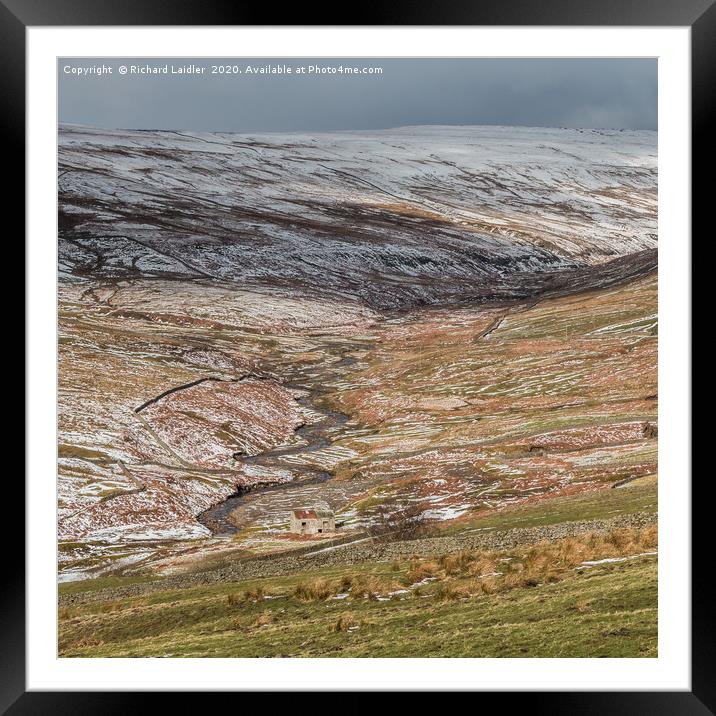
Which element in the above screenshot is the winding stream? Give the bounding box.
[196,345,362,536]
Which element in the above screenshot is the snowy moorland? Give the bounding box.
[59,124,656,306]
[57,125,657,580]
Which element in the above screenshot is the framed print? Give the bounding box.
[9,0,708,710]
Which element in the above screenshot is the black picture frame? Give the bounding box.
[7,0,707,711]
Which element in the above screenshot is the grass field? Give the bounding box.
[59,522,657,658]
[446,474,657,533]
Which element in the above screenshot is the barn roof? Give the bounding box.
[292,508,334,519]
[292,509,317,520]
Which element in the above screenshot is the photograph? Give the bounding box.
[55,56,660,659]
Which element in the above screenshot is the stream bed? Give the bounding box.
[196,345,361,535]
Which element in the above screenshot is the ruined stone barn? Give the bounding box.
[289,508,336,535]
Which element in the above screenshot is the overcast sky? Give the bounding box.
[58,58,657,132]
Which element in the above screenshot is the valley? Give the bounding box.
[57,124,658,657]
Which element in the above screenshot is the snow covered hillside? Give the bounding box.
[59,124,656,308]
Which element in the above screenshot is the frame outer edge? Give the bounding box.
[1,0,27,709]
[1,0,716,26]
[11,0,711,708]
[692,2,716,711]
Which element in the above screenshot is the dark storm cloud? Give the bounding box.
[58,58,657,131]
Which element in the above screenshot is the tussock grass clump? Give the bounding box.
[473,577,497,595]
[438,551,474,575]
[339,575,354,592]
[294,579,335,601]
[605,528,639,552]
[509,526,658,579]
[479,578,497,595]
[523,545,552,572]
[349,574,397,601]
[227,586,271,606]
[243,586,266,602]
[467,556,499,577]
[400,525,658,603]
[641,524,658,548]
[555,537,589,566]
[290,573,403,602]
[98,601,123,614]
[501,569,534,590]
[252,611,273,628]
[333,613,357,633]
[405,561,440,585]
[434,582,472,602]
